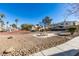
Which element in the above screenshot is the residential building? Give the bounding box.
[52,21,79,30]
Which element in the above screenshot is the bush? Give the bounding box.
[68,27,76,35]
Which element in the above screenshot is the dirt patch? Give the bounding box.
[0,31,72,56]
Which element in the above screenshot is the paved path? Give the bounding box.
[30,36,79,56]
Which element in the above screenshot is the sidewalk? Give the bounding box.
[30,36,79,56]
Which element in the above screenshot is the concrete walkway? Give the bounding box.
[30,36,79,56]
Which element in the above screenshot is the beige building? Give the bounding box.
[32,25,40,31]
[75,21,79,25]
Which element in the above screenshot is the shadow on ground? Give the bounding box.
[49,49,79,56]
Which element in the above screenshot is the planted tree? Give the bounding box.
[42,16,52,31]
[66,4,79,32]
[15,18,18,28]
[0,13,5,31]
[21,24,32,31]
[12,24,17,28]
[0,14,5,18]
[36,24,40,31]
[6,21,9,28]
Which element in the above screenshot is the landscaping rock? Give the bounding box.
[7,36,13,39]
[3,47,15,54]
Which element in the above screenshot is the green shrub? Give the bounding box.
[68,27,76,35]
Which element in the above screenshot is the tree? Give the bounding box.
[39,21,43,27]
[0,13,5,31]
[11,24,17,28]
[6,21,9,28]
[0,20,4,27]
[42,16,52,31]
[0,14,5,19]
[36,24,39,26]
[15,18,18,28]
[66,4,79,32]
[21,24,32,30]
[35,24,40,31]
[67,4,79,16]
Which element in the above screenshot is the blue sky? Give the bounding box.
[0,3,78,26]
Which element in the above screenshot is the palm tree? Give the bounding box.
[6,21,9,28]
[15,18,18,29]
[0,14,5,19]
[0,20,4,27]
[0,14,5,31]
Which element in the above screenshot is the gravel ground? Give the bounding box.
[0,31,71,56]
